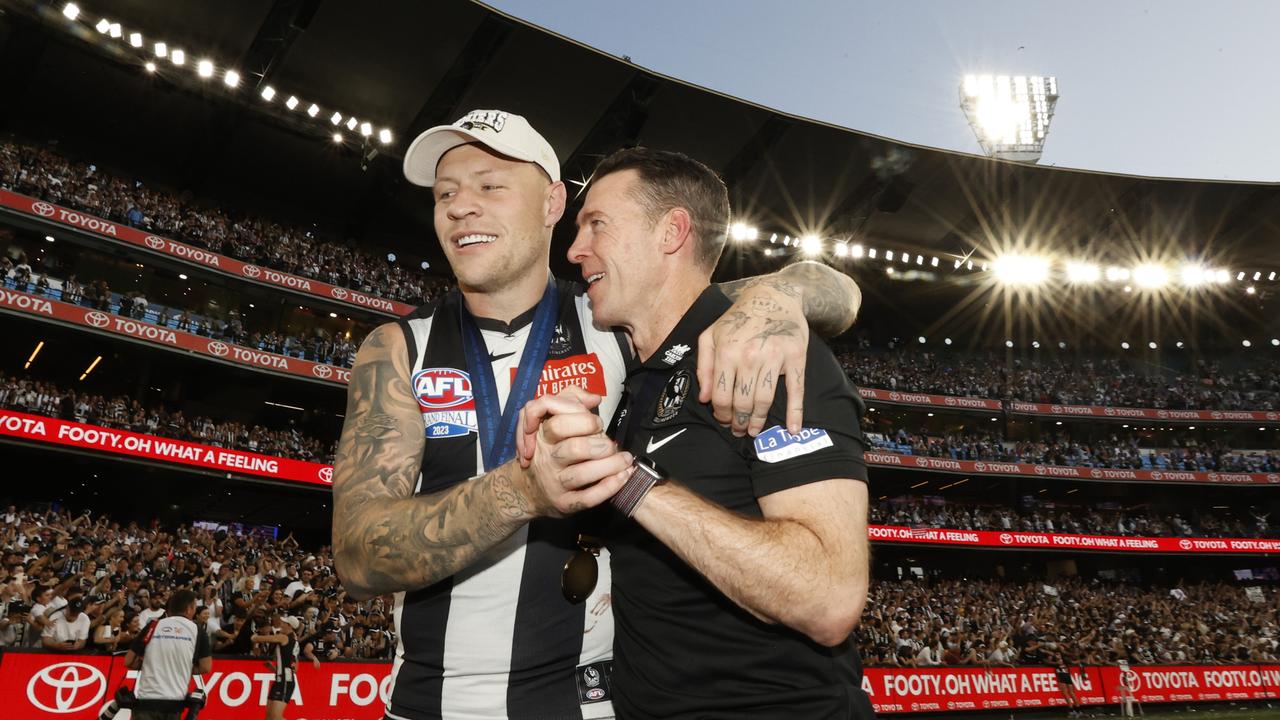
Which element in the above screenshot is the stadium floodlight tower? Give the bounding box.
[960,74,1058,163]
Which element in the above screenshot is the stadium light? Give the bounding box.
[1254,271,1263,281]
[332,132,343,143]
[1272,338,1279,346]
[959,74,1058,162]
[129,32,143,48]
[1005,340,1013,348]
[1032,341,1040,349]
[1243,340,1252,348]
[1246,286,1256,295]
[197,59,214,78]
[868,248,877,259]
[360,122,373,137]
[1121,342,1130,350]
[108,23,121,38]
[154,42,167,58]
[1180,264,1210,286]
[931,256,939,267]
[223,70,240,88]
[1237,271,1246,281]
[260,85,276,101]
[944,338,953,345]
[304,103,319,118]
[851,244,865,258]
[800,235,822,256]
[886,250,894,261]
[95,18,109,33]
[763,249,773,257]
[1065,262,1100,283]
[285,95,300,110]
[1133,264,1168,289]
[834,243,849,258]
[144,61,156,73]
[1214,269,1230,283]
[729,222,758,242]
[1176,341,1184,348]
[1148,342,1158,350]
[63,4,80,21]
[345,116,358,131]
[170,49,185,65]
[992,254,1050,285]
[917,336,927,344]
[1105,266,1130,282]
[330,112,343,125]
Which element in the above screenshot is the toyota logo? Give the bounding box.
[944,396,956,406]
[1178,539,1192,550]
[974,462,987,472]
[1090,469,1102,479]
[1267,474,1280,484]
[32,201,56,217]
[1103,407,1116,416]
[1122,669,1142,691]
[1151,472,1163,480]
[1034,465,1047,475]
[1157,410,1168,419]
[318,467,334,483]
[84,311,110,328]
[242,265,262,278]
[313,364,333,379]
[888,391,900,402]
[1267,412,1277,421]
[330,287,349,300]
[1210,411,1223,420]
[999,533,1014,544]
[207,341,230,357]
[144,235,167,249]
[26,662,107,714]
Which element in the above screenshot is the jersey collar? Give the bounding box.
[639,285,731,370]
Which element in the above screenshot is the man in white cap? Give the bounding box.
[333,109,860,720]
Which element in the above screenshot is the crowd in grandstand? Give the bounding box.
[841,349,1280,411]
[872,497,1276,539]
[866,426,1280,473]
[0,505,395,659]
[3,253,365,368]
[858,578,1279,667]
[0,373,334,463]
[0,139,453,306]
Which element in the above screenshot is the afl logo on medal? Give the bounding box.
[654,370,690,423]
[413,368,478,438]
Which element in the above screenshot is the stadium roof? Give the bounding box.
[2,0,1276,342]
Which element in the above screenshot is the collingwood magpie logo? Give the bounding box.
[654,370,691,423]
[457,109,508,133]
[549,322,573,357]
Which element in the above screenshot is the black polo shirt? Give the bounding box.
[609,285,874,719]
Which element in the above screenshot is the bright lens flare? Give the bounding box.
[800,235,823,256]
[1065,262,1100,284]
[991,254,1050,285]
[1132,264,1169,289]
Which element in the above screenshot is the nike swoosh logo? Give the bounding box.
[488,350,517,362]
[645,428,687,453]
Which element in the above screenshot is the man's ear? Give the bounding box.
[545,181,567,228]
[660,207,694,257]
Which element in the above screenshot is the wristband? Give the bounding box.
[610,456,667,517]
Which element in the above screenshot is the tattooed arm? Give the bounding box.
[702,261,862,436]
[332,324,631,600]
[717,260,861,338]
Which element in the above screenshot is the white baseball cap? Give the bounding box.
[403,109,560,187]
[280,615,300,631]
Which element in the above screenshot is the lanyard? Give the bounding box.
[459,280,559,471]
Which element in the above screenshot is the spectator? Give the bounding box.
[42,596,90,652]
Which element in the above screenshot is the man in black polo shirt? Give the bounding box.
[565,147,873,718]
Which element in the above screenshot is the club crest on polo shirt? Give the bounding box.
[754,425,833,463]
[413,368,478,438]
[653,370,691,423]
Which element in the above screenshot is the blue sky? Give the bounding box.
[488,0,1280,182]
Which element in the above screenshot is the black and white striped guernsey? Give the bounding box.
[385,279,627,720]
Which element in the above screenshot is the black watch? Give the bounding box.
[610,456,667,517]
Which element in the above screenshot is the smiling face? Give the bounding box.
[433,143,562,295]
[569,169,666,330]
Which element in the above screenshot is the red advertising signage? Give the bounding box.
[0,410,333,487]
[0,189,415,318]
[857,387,1003,412]
[0,287,349,387]
[865,450,1280,486]
[1007,400,1279,424]
[864,665,1108,713]
[5,653,1274,718]
[0,652,390,720]
[869,525,1280,555]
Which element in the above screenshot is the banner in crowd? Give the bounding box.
[1007,400,1280,424]
[0,287,349,387]
[0,189,415,318]
[869,525,1280,555]
[865,450,1280,486]
[3,652,1276,718]
[0,410,333,487]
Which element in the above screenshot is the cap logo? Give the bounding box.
[457,110,508,133]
